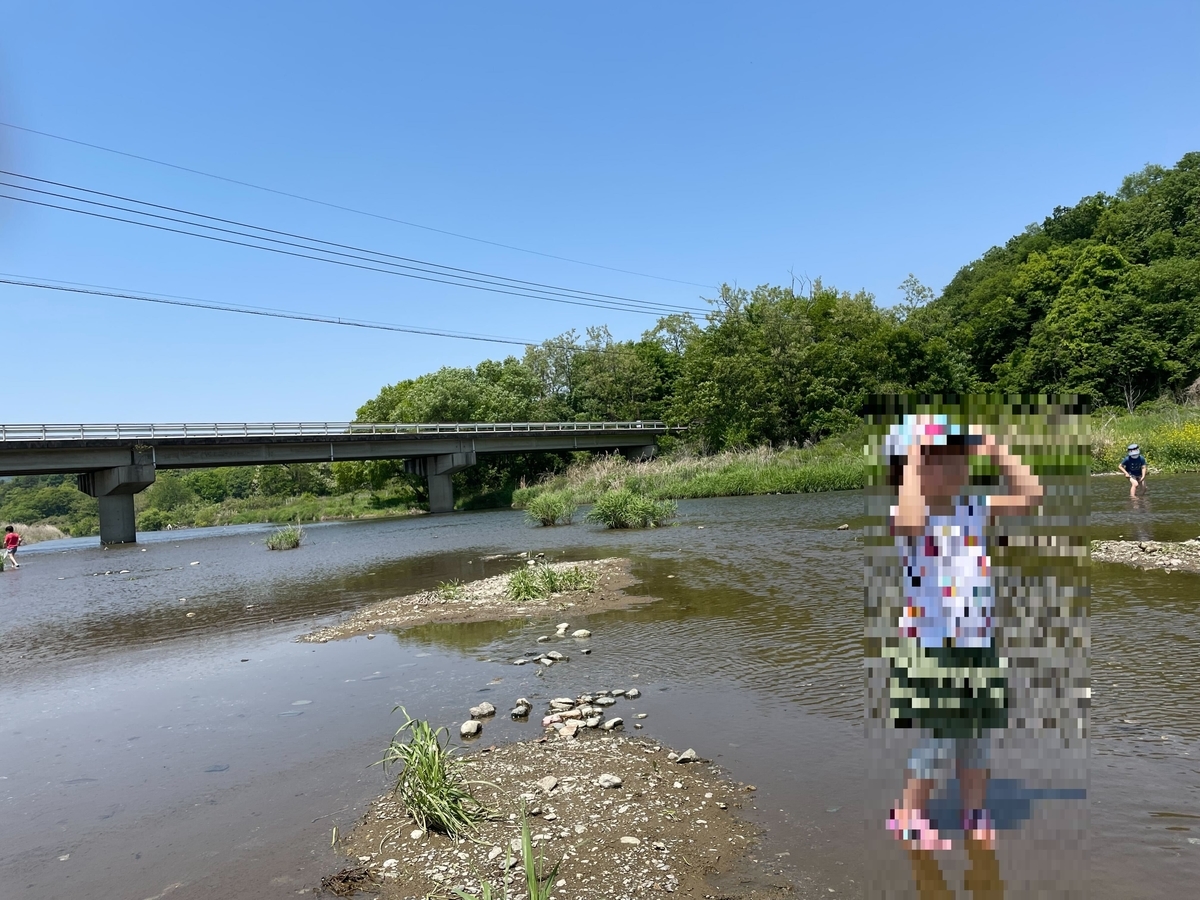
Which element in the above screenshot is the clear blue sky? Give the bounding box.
[2,1,1198,423]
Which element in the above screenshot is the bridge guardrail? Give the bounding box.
[0,421,668,442]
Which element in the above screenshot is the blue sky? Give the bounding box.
[2,1,1198,423]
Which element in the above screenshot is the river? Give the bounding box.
[1,477,1198,899]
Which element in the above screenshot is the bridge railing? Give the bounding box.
[0,421,667,442]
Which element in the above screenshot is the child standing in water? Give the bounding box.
[883,415,1041,874]
[3,526,21,569]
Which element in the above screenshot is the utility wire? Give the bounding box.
[0,276,537,346]
[0,120,714,288]
[0,189,698,317]
[1,170,702,312]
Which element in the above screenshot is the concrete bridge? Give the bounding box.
[0,421,668,543]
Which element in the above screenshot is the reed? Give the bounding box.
[11,522,69,544]
[523,490,577,526]
[585,489,677,529]
[374,707,490,837]
[451,806,561,900]
[265,523,303,550]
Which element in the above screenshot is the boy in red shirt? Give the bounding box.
[4,526,21,568]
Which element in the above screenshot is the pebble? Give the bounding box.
[595,696,617,707]
[837,523,850,530]
[675,748,698,763]
[560,723,580,739]
[487,846,503,861]
[572,629,592,638]
[620,836,641,845]
[366,633,375,639]
[601,717,624,731]
[582,648,592,655]
[626,688,641,699]
[470,702,496,718]
[536,635,550,643]
[460,720,482,738]
[585,715,602,728]
[382,858,399,868]
[536,775,558,794]
[409,830,424,840]
[556,622,570,632]
[635,713,648,719]
[611,689,626,697]
[511,705,531,719]
[538,658,555,667]
[513,658,529,666]
[546,651,566,661]
[185,612,196,618]
[597,773,624,789]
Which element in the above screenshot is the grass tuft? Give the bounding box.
[585,489,677,529]
[523,490,577,526]
[11,522,69,544]
[265,523,304,550]
[374,707,490,838]
[435,579,466,601]
[506,563,598,602]
[452,805,561,900]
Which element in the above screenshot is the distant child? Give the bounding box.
[1118,443,1147,497]
[3,526,20,568]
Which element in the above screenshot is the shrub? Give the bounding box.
[585,489,677,529]
[506,563,597,601]
[137,508,173,532]
[266,523,303,550]
[524,490,577,526]
[375,708,490,837]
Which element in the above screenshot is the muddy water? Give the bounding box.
[1,477,1198,899]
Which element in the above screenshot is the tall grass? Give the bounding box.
[523,490,576,526]
[513,433,865,508]
[585,489,677,529]
[375,707,490,837]
[506,563,598,601]
[265,523,303,550]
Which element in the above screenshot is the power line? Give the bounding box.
[0,173,706,317]
[0,120,714,289]
[0,275,536,346]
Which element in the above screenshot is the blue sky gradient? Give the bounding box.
[2,1,1198,422]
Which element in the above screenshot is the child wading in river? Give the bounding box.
[3,526,21,569]
[882,414,1041,889]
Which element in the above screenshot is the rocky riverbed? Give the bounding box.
[324,728,790,900]
[1091,538,1200,574]
[300,558,644,643]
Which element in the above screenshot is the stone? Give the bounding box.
[572,629,592,638]
[511,706,531,719]
[460,720,482,738]
[487,846,503,861]
[597,773,624,789]
[546,651,566,661]
[538,658,555,667]
[561,709,582,720]
[383,857,400,868]
[611,689,626,697]
[635,713,648,719]
[513,658,529,666]
[652,841,666,850]
[837,523,850,530]
[585,715,602,728]
[595,696,617,707]
[625,688,641,699]
[620,836,641,845]
[366,633,375,639]
[550,698,575,709]
[542,714,564,726]
[470,702,496,718]
[559,722,579,739]
[536,775,558,794]
[556,622,570,632]
[602,717,624,731]
[582,648,592,655]
[536,635,550,643]
[578,694,595,704]
[675,748,698,763]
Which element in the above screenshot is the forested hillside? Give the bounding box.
[5,153,1199,532]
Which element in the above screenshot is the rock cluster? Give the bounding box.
[1091,538,1200,574]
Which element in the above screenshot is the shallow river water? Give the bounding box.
[1,477,1198,899]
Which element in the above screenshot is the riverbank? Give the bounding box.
[328,731,787,900]
[300,558,642,643]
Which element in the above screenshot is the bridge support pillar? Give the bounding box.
[619,444,658,462]
[405,452,476,513]
[78,460,157,544]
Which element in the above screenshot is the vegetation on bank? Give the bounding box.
[584,490,677,529]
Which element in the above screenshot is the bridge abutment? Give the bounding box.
[405,452,477,513]
[78,459,157,544]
